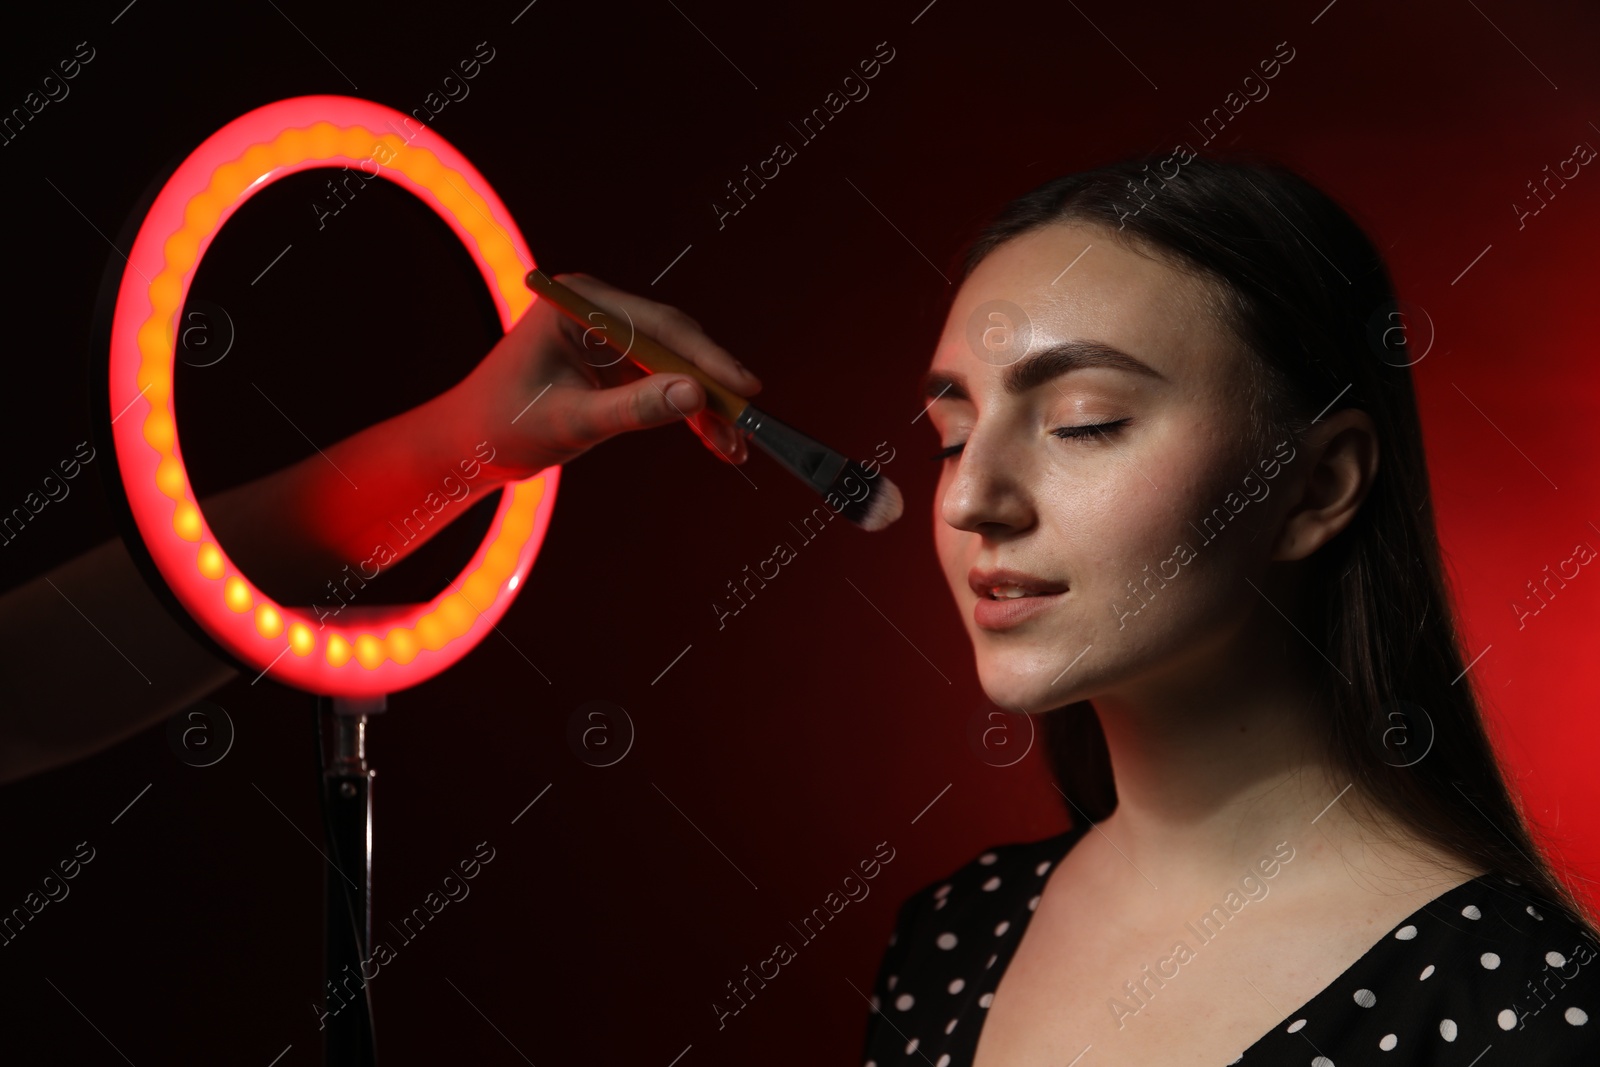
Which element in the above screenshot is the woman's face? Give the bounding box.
[926,221,1291,714]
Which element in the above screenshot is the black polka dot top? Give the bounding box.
[861,824,1600,1066]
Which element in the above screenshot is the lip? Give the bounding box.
[967,567,1069,598]
[967,566,1069,631]
[973,588,1067,630]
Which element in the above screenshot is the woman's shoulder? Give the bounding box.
[1420,873,1600,1041]
[863,825,1085,1028]
[889,824,1087,937]
[1239,870,1600,1064]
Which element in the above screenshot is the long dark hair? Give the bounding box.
[947,152,1598,934]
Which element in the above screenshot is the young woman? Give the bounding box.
[860,155,1600,1066]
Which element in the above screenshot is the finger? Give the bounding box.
[708,411,749,463]
[689,409,746,464]
[554,272,764,397]
[559,271,761,393]
[568,374,705,447]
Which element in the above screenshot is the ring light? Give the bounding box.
[105,94,558,697]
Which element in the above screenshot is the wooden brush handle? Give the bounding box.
[524,269,751,425]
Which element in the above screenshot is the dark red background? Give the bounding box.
[2,0,1597,1062]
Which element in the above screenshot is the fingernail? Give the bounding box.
[666,380,700,411]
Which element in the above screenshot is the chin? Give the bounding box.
[972,639,1087,715]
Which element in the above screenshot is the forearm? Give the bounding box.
[202,383,511,606]
[0,384,510,783]
[0,533,237,784]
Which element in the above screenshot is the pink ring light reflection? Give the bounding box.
[106,95,558,697]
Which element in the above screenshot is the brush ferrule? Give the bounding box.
[735,405,848,494]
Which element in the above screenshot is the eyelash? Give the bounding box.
[929,419,1130,461]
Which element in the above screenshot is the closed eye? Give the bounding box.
[930,418,1130,461]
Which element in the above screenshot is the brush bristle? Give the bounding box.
[834,465,903,532]
[857,475,903,531]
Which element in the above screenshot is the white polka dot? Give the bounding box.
[1565,1007,1588,1026]
[887,975,897,990]
[1498,1009,1518,1030]
[945,1018,958,1034]
[936,1056,950,1067]
[982,876,1001,891]
[985,952,998,969]
[947,978,965,995]
[1379,1033,1397,1051]
[1528,905,1544,920]
[1440,1019,1457,1041]
[1420,965,1435,980]
[1394,924,1417,940]
[1462,904,1482,920]
[1311,1058,1334,1067]
[905,1037,919,1054]
[869,994,880,1013]
[895,993,914,1011]
[979,852,998,865]
[1354,988,1376,1008]
[1036,860,1052,876]
[994,920,1011,936]
[979,992,994,1008]
[1481,953,1501,969]
[866,1061,876,1067]
[936,932,958,950]
[1286,1018,1307,1033]
[1548,951,1567,967]
[934,883,952,899]
[1028,894,1041,911]
[934,898,947,910]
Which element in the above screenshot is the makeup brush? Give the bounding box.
[524,269,903,533]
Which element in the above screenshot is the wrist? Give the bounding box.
[426,379,516,491]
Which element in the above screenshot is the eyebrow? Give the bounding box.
[917,339,1167,406]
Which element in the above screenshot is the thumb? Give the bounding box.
[575,375,704,444]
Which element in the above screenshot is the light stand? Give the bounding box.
[94,93,560,1067]
[316,693,385,1066]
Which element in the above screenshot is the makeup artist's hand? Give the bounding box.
[0,274,761,784]
[448,271,763,479]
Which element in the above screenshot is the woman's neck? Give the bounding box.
[1079,624,1473,917]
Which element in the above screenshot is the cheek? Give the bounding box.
[1038,443,1169,550]
[1046,437,1242,604]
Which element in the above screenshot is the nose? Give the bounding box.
[938,424,1036,535]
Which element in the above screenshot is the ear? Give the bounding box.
[1271,408,1380,563]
